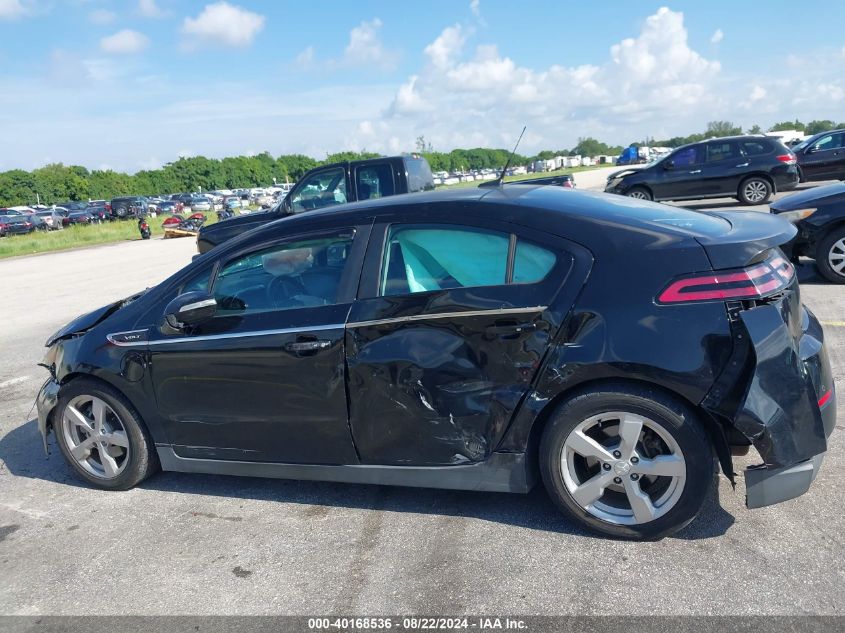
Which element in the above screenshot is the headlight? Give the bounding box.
[775,208,816,223]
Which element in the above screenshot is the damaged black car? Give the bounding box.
[35,186,836,539]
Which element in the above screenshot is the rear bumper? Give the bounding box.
[738,305,835,508]
[746,452,825,509]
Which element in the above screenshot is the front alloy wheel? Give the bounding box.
[61,395,130,479]
[54,379,159,489]
[625,187,652,200]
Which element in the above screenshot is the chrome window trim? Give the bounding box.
[107,323,345,347]
[108,306,547,347]
[346,305,547,329]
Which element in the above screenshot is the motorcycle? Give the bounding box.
[138,217,151,240]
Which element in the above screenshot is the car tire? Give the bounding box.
[539,383,714,540]
[738,177,772,205]
[54,378,159,490]
[815,226,845,284]
[625,186,652,201]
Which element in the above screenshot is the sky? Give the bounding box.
[1,0,844,172]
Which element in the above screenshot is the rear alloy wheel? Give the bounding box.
[816,227,845,284]
[738,177,772,205]
[540,384,713,539]
[626,187,652,201]
[54,379,159,490]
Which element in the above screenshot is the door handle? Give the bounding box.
[735,162,749,167]
[688,169,702,174]
[486,322,538,335]
[284,339,331,353]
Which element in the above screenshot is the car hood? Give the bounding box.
[770,182,845,212]
[607,168,643,180]
[45,289,147,346]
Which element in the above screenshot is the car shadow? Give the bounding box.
[1,418,735,541]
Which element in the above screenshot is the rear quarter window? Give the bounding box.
[741,140,774,156]
[404,157,435,193]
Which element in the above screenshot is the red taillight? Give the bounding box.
[658,254,794,304]
[776,154,797,165]
[818,389,833,409]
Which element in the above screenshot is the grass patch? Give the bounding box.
[0,214,223,260]
[436,164,608,189]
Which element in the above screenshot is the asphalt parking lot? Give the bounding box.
[1,177,843,616]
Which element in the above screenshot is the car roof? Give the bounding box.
[252,185,729,245]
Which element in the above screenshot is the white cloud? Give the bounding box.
[100,29,150,54]
[89,9,116,25]
[0,0,24,20]
[374,7,724,154]
[470,0,480,17]
[749,85,766,101]
[137,0,166,18]
[710,28,724,44]
[182,2,265,49]
[424,24,466,68]
[342,18,395,69]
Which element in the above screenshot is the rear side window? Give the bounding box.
[705,141,740,162]
[380,225,557,296]
[404,157,435,193]
[513,240,556,284]
[356,163,395,200]
[741,140,773,156]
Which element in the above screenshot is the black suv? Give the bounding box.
[791,129,845,183]
[605,136,799,205]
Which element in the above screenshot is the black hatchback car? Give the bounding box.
[605,136,799,205]
[791,129,845,183]
[35,187,835,539]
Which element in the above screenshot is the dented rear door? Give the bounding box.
[345,218,586,466]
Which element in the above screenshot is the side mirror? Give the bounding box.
[164,291,216,329]
[663,160,674,170]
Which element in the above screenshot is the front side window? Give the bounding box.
[812,134,844,152]
[671,146,701,167]
[290,168,347,213]
[380,225,557,296]
[213,232,354,313]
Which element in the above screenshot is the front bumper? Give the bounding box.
[36,378,61,454]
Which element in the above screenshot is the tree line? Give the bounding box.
[2,118,843,207]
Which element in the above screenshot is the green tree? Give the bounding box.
[705,121,742,137]
[769,119,805,132]
[804,120,837,135]
[747,124,762,134]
